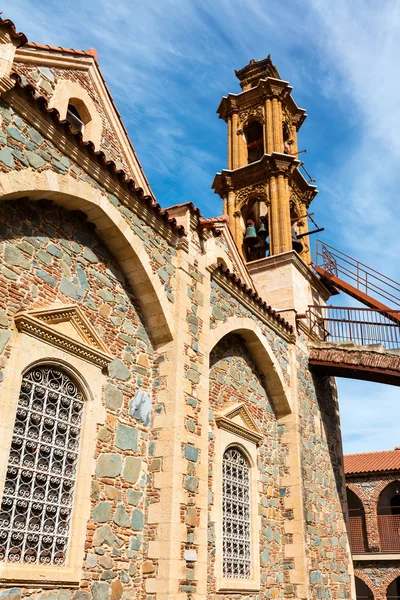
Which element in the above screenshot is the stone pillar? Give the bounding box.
[272,97,284,153]
[269,175,280,255]
[147,245,211,600]
[226,188,236,241]
[232,112,239,169]
[265,98,274,154]
[227,116,233,170]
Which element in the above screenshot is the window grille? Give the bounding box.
[0,366,84,565]
[222,447,251,579]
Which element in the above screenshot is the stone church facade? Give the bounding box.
[0,16,353,600]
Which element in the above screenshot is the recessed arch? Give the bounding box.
[47,80,102,150]
[208,316,291,418]
[387,576,400,599]
[0,170,173,346]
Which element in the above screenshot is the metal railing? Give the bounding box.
[378,514,400,552]
[306,305,400,349]
[314,240,400,307]
[348,515,368,553]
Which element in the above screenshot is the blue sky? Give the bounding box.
[6,0,400,455]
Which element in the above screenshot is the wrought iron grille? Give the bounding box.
[348,513,368,552]
[222,447,251,579]
[0,366,84,565]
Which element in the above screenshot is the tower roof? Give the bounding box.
[235,56,280,91]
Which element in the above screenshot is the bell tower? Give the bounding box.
[212,56,317,265]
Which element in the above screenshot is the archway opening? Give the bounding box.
[347,488,368,552]
[244,121,264,164]
[66,98,92,134]
[378,481,400,551]
[355,576,373,600]
[387,577,400,600]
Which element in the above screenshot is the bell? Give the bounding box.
[291,227,303,254]
[244,222,258,247]
[257,218,268,239]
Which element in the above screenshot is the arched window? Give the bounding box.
[222,446,251,579]
[347,488,368,552]
[244,121,264,164]
[387,577,400,599]
[0,365,84,566]
[66,98,92,135]
[378,481,400,552]
[355,576,373,600]
[66,103,84,133]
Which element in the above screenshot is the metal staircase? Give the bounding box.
[314,240,400,316]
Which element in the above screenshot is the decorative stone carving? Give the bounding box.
[215,403,263,446]
[14,305,113,368]
[236,184,268,209]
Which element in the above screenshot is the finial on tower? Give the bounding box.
[234,55,280,91]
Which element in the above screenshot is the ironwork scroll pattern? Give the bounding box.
[222,447,251,579]
[0,366,83,565]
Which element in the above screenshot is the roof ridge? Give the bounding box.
[24,41,98,59]
[345,449,399,458]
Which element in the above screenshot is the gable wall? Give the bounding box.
[12,61,131,175]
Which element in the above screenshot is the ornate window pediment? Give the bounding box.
[215,403,263,446]
[14,305,112,369]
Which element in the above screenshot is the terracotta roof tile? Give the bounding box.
[9,72,186,237]
[344,448,400,475]
[0,16,28,47]
[24,41,98,58]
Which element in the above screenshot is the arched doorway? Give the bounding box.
[378,482,400,551]
[387,577,400,599]
[355,576,374,600]
[347,488,368,552]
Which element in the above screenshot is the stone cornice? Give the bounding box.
[14,311,113,369]
[4,89,182,247]
[212,153,300,198]
[211,268,295,343]
[14,48,93,70]
[217,78,306,127]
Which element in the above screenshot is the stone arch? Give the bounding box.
[371,477,400,506]
[47,80,102,149]
[346,483,366,507]
[208,316,291,418]
[0,170,173,346]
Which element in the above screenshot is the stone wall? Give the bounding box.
[0,98,177,305]
[0,199,160,599]
[208,334,290,598]
[210,278,290,386]
[297,351,352,599]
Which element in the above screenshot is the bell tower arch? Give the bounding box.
[212,56,317,265]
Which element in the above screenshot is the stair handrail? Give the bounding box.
[306,305,400,348]
[314,240,400,307]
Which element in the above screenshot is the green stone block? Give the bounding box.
[92,502,112,523]
[91,582,109,600]
[127,490,143,506]
[104,383,123,411]
[108,358,130,381]
[184,476,199,492]
[4,244,30,269]
[131,508,144,530]
[95,453,122,478]
[113,504,130,527]
[184,445,198,462]
[26,151,46,168]
[123,456,141,484]
[36,270,57,288]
